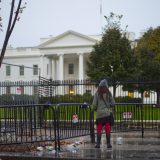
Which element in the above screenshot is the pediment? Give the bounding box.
[38,30,98,48]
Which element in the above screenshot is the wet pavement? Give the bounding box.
[0,131,160,160]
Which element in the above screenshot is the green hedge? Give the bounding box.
[115,96,141,103]
[39,95,142,104]
[39,93,93,104]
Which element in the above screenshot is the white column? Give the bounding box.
[59,53,64,81]
[52,59,56,80]
[40,55,44,77]
[56,60,59,80]
[78,52,84,80]
[77,52,84,95]
[58,53,64,95]
[48,57,52,79]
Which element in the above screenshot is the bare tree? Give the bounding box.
[0,0,26,67]
[0,0,3,32]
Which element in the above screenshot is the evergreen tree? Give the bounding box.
[87,13,136,97]
[135,27,160,104]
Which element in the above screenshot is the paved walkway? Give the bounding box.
[0,131,160,160]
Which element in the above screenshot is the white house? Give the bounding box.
[0,31,157,103]
[0,30,102,82]
[0,30,137,82]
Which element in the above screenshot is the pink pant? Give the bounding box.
[96,122,110,133]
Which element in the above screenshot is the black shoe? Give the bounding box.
[107,143,112,149]
[95,144,100,148]
[95,133,101,148]
[106,133,112,149]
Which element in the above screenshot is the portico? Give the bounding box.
[0,30,100,83]
[40,52,85,80]
[38,30,99,81]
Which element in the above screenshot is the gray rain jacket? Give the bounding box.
[92,91,115,119]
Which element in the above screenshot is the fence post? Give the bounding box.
[55,104,61,151]
[140,104,144,138]
[90,110,95,143]
[51,106,58,151]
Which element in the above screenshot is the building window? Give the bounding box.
[68,85,74,95]
[86,90,91,94]
[33,65,38,75]
[33,86,38,95]
[128,91,134,98]
[6,65,11,76]
[6,86,11,94]
[68,64,74,74]
[21,86,24,95]
[19,65,24,76]
[144,91,150,98]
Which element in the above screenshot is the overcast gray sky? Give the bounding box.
[0,0,160,48]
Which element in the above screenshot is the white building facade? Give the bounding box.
[0,30,102,82]
[0,31,157,103]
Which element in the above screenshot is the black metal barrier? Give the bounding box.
[0,103,159,151]
[0,103,95,151]
[0,104,56,145]
[112,103,160,138]
[55,103,95,150]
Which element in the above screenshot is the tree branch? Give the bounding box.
[0,0,22,67]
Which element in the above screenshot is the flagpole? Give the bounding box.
[99,0,103,33]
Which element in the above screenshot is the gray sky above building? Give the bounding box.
[0,0,160,48]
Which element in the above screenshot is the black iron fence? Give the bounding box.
[38,77,160,105]
[0,77,160,105]
[0,81,39,105]
[0,77,160,150]
[54,103,95,150]
[113,103,160,138]
[0,103,94,151]
[0,103,159,149]
[0,104,55,144]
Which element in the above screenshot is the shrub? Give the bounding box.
[115,96,141,103]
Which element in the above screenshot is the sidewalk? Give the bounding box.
[0,131,160,160]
